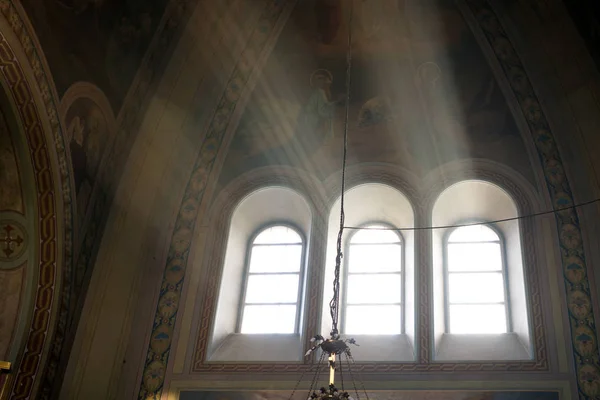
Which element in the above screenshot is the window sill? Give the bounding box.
[435,333,531,361]
[340,334,415,362]
[208,333,303,362]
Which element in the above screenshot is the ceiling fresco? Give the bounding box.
[218,0,535,188]
[0,115,22,213]
[20,0,170,112]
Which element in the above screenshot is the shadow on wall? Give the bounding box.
[564,0,600,70]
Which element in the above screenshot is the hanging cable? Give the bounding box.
[344,353,362,400]
[287,354,316,400]
[347,353,370,400]
[338,354,345,394]
[307,351,327,398]
[329,2,354,338]
[342,197,600,232]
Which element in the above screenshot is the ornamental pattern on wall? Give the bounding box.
[0,29,60,400]
[466,0,600,398]
[0,1,75,398]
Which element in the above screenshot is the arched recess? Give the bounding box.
[423,159,550,367]
[322,182,416,361]
[432,180,531,360]
[189,165,327,368]
[0,4,74,400]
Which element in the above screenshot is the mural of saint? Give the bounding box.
[295,69,341,154]
[21,0,167,111]
[65,97,111,222]
[0,112,23,213]
[218,0,536,188]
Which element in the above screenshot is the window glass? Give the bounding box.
[344,225,402,335]
[345,305,401,334]
[446,225,507,334]
[240,225,303,334]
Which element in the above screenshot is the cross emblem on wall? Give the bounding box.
[1,223,24,260]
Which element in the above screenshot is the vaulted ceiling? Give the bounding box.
[1,0,600,399]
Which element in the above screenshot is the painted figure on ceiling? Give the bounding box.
[66,98,110,222]
[0,142,21,212]
[0,112,22,213]
[296,69,340,154]
[69,116,87,193]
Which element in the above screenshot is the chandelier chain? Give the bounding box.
[347,353,370,400]
[344,353,361,400]
[339,354,345,393]
[287,352,316,400]
[308,351,327,398]
[329,0,354,338]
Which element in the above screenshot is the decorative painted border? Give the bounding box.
[0,1,77,398]
[137,1,293,398]
[0,31,59,400]
[465,0,600,398]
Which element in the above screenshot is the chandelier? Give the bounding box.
[288,4,369,400]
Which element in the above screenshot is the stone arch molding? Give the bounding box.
[0,3,74,400]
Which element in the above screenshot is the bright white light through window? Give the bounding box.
[240,226,303,334]
[447,225,507,334]
[344,225,402,335]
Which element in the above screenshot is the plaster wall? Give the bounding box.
[60,1,265,398]
[493,0,600,372]
[60,0,600,399]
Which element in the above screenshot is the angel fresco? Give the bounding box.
[228,69,341,164]
[66,97,111,223]
[295,69,342,154]
[0,123,22,212]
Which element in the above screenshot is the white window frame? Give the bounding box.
[341,222,404,335]
[443,222,511,334]
[236,223,307,334]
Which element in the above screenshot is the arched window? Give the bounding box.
[445,224,507,334]
[432,180,532,361]
[209,187,312,362]
[322,183,415,361]
[239,225,305,334]
[344,225,403,335]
